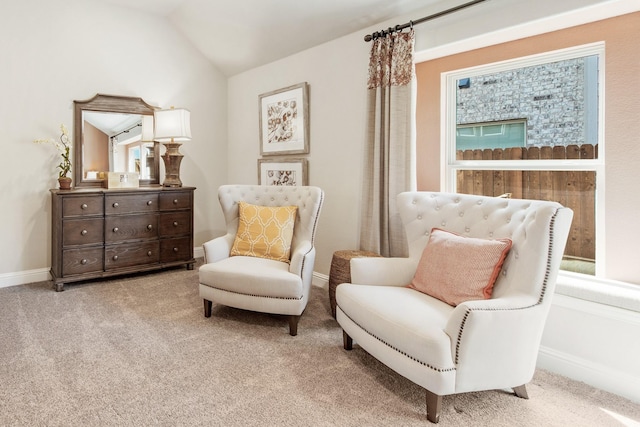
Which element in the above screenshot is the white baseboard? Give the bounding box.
[1,265,328,292]
[194,246,204,259]
[313,272,329,290]
[0,268,50,289]
[1,246,207,290]
[537,345,640,404]
[538,293,640,404]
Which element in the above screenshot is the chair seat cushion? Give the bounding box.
[199,256,303,299]
[337,284,456,370]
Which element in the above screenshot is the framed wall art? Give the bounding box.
[259,82,309,156]
[258,158,308,186]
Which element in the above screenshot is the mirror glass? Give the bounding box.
[74,94,159,187]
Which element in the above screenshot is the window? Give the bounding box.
[456,120,526,150]
[124,142,155,179]
[128,146,141,175]
[443,43,604,276]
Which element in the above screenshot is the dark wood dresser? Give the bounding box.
[50,186,196,291]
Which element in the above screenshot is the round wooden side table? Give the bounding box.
[329,249,381,319]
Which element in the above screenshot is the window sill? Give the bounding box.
[555,271,640,313]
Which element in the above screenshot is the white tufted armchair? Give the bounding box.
[199,185,324,336]
[336,191,573,423]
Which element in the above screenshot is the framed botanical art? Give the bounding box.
[258,158,308,186]
[259,82,309,156]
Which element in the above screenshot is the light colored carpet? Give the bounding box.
[1,262,638,426]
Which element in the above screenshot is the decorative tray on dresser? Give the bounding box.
[50,186,196,291]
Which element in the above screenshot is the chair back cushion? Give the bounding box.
[397,192,573,304]
[218,185,324,253]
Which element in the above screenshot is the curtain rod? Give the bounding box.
[364,0,487,42]
[112,122,141,139]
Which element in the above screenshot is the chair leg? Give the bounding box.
[343,330,353,350]
[426,390,442,424]
[513,384,529,399]
[288,315,300,336]
[203,299,212,318]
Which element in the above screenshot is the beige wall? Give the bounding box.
[0,0,227,276]
[415,12,640,284]
[228,38,369,275]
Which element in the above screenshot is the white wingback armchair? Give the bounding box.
[199,185,324,336]
[336,191,573,423]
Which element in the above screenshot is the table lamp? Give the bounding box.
[154,107,191,187]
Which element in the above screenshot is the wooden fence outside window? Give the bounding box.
[456,144,596,260]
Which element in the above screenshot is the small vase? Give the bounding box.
[58,177,72,190]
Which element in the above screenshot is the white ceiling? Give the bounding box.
[84,111,142,136]
[92,0,443,76]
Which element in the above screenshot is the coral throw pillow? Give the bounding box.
[230,202,297,263]
[408,228,512,306]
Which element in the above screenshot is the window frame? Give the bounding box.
[440,42,606,276]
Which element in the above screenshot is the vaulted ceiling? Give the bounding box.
[92,0,444,76]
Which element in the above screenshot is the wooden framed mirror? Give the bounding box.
[73,94,159,187]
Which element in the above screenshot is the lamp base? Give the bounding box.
[161,142,184,187]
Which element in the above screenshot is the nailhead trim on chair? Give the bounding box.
[203,284,303,301]
[454,208,560,365]
[538,211,558,306]
[308,191,323,247]
[338,307,456,373]
[299,190,324,277]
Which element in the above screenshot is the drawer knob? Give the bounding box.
[173,199,178,204]
[81,259,87,265]
[112,255,119,261]
[173,247,179,252]
[147,251,153,256]
[173,221,179,227]
[81,203,88,209]
[147,200,153,206]
[113,202,119,208]
[81,230,88,236]
[113,227,119,233]
[147,224,153,230]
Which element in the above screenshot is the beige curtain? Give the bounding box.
[360,29,416,257]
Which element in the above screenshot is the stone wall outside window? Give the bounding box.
[456,57,592,147]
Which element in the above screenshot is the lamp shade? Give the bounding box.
[154,108,191,142]
[141,115,155,142]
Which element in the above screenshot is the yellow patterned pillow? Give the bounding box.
[230,202,298,263]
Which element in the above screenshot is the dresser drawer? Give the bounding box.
[105,193,158,215]
[62,196,103,218]
[62,247,104,276]
[105,214,158,243]
[105,241,160,270]
[63,218,104,246]
[159,212,192,237]
[159,191,192,211]
[160,237,192,263]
